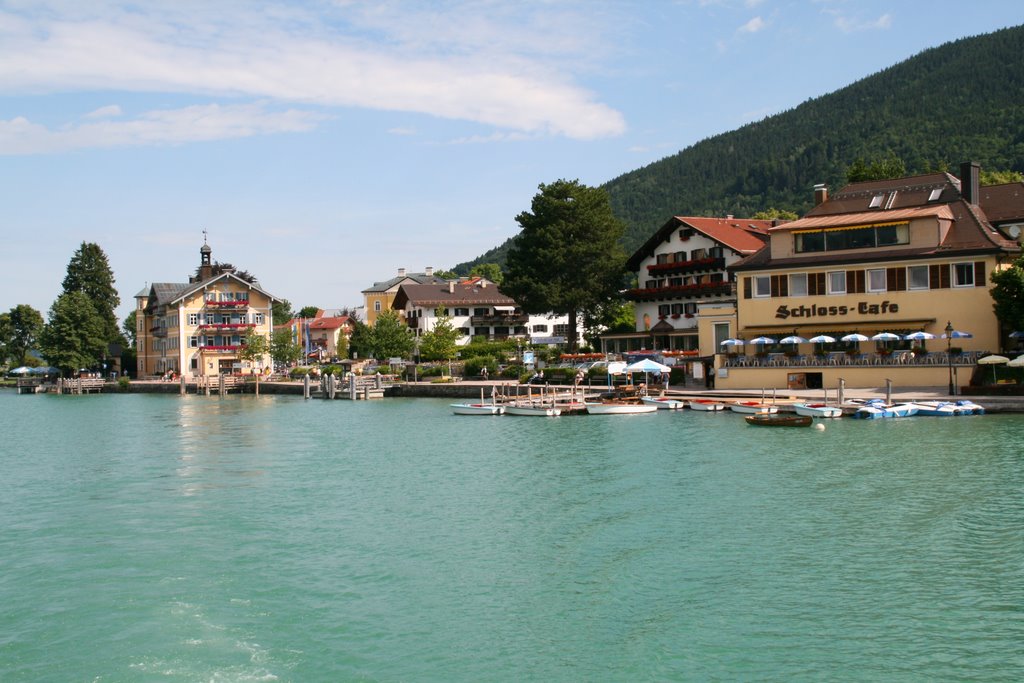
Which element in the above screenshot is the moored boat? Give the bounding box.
[745,414,813,427]
[954,399,985,415]
[584,401,658,415]
[688,398,726,411]
[729,401,780,415]
[504,404,562,417]
[851,401,919,419]
[793,402,843,418]
[910,401,959,417]
[451,403,505,416]
[640,396,687,410]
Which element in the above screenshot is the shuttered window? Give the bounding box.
[807,272,826,296]
[974,261,986,287]
[770,275,788,297]
[886,267,907,291]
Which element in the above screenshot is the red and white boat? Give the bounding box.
[728,401,779,415]
[688,399,726,411]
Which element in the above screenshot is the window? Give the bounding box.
[674,251,687,262]
[533,324,548,333]
[684,303,698,315]
[867,269,887,292]
[254,313,264,325]
[908,265,929,289]
[827,271,847,294]
[953,262,975,287]
[474,308,489,316]
[189,336,199,348]
[690,248,707,260]
[658,304,670,316]
[657,253,670,264]
[753,275,771,298]
[669,277,683,287]
[795,223,909,253]
[789,273,808,297]
[458,328,470,337]
[554,324,570,336]
[374,301,381,312]
[869,194,884,208]
[709,246,724,258]
[454,308,469,316]
[645,280,658,289]
[714,322,731,349]
[671,304,684,314]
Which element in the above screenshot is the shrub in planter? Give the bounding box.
[289,367,310,378]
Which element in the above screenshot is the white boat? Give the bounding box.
[910,401,958,417]
[793,402,843,418]
[451,403,504,416]
[852,401,919,419]
[688,399,726,411]
[504,404,562,417]
[640,396,687,410]
[728,401,780,415]
[954,399,985,415]
[584,401,658,415]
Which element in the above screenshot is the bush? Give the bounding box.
[463,356,498,377]
[289,367,310,378]
[500,364,523,379]
[117,376,131,392]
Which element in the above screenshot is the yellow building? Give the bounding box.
[362,267,448,325]
[717,163,1021,390]
[135,242,281,378]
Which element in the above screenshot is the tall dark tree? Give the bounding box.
[297,305,320,319]
[503,179,627,351]
[39,292,108,373]
[418,310,460,364]
[122,310,138,348]
[61,242,120,343]
[990,257,1024,334]
[272,299,294,325]
[2,304,44,366]
[347,319,374,360]
[370,310,415,360]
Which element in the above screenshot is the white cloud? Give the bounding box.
[0,2,627,144]
[84,104,122,119]
[833,12,892,33]
[387,127,417,136]
[738,16,766,33]
[0,103,326,154]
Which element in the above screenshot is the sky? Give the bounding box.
[2,0,1022,323]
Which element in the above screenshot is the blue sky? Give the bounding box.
[2,0,1022,323]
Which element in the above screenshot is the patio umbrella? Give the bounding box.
[1010,331,1024,339]
[808,335,836,344]
[719,338,745,347]
[778,335,808,344]
[625,358,671,374]
[941,330,973,339]
[9,366,32,375]
[1007,355,1024,367]
[840,333,870,342]
[903,331,936,341]
[977,354,1009,383]
[871,332,902,341]
[748,336,776,345]
[30,366,59,375]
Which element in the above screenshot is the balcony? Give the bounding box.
[149,325,167,337]
[626,281,734,302]
[646,256,725,277]
[469,313,529,325]
[198,345,243,353]
[196,323,255,332]
[205,299,249,309]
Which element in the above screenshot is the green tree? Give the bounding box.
[271,328,302,366]
[61,242,120,344]
[239,327,270,394]
[418,310,460,364]
[297,305,319,319]
[122,310,137,348]
[752,207,799,221]
[347,319,374,360]
[470,263,504,284]
[272,299,294,325]
[432,269,458,280]
[503,179,627,351]
[2,305,44,366]
[39,292,108,373]
[990,257,1024,333]
[846,153,907,183]
[981,169,1024,185]
[370,309,415,360]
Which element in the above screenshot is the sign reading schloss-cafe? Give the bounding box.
[775,300,898,319]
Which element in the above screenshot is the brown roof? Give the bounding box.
[627,216,772,270]
[309,316,352,330]
[392,283,517,310]
[979,182,1024,224]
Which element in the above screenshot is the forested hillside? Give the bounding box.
[453,24,1024,272]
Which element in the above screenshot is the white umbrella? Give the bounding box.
[1007,355,1024,367]
[977,354,1009,383]
[871,332,902,341]
[625,358,671,374]
[9,366,32,375]
[840,333,870,342]
[941,330,973,339]
[904,331,936,341]
[748,336,776,345]
[719,338,745,347]
[808,335,836,344]
[779,335,808,344]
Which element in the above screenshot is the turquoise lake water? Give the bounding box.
[1,391,1022,681]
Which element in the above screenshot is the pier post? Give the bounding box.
[885,378,892,405]
[328,373,336,399]
[303,373,311,400]
[180,376,186,396]
[349,373,357,400]
[219,373,225,396]
[837,378,845,406]
[375,373,382,390]
[204,376,210,396]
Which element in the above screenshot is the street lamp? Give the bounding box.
[945,320,955,395]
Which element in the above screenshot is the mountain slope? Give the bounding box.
[454,24,1024,272]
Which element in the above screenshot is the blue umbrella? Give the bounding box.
[778,335,808,344]
[904,331,936,341]
[748,336,776,345]
[720,339,745,347]
[941,330,973,339]
[871,332,901,341]
[808,334,836,344]
[9,366,32,375]
[840,333,870,342]
[1010,331,1024,339]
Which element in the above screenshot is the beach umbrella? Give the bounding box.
[719,338,745,347]
[941,329,973,339]
[977,354,1009,383]
[748,336,776,345]
[9,366,32,375]
[1007,355,1024,367]
[871,332,901,341]
[808,335,836,344]
[1010,331,1024,339]
[840,333,870,342]
[778,335,808,344]
[903,331,936,341]
[30,366,59,375]
[625,358,671,374]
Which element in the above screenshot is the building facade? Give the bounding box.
[135,242,280,378]
[718,163,1021,389]
[602,216,772,355]
[362,267,448,325]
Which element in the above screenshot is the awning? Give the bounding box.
[493,305,515,311]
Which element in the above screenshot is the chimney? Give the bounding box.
[425,266,433,277]
[480,280,487,288]
[398,267,406,277]
[448,281,455,293]
[726,214,733,220]
[960,161,980,205]
[813,184,828,205]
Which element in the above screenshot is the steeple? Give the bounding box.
[199,229,212,281]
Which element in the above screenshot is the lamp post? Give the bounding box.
[945,320,955,395]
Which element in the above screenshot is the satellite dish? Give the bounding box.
[1005,224,1022,240]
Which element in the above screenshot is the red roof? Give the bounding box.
[309,316,351,330]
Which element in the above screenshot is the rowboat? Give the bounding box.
[584,401,658,415]
[688,399,726,411]
[640,396,687,410]
[504,404,562,417]
[793,402,843,418]
[728,401,779,415]
[451,403,505,416]
[744,414,812,427]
